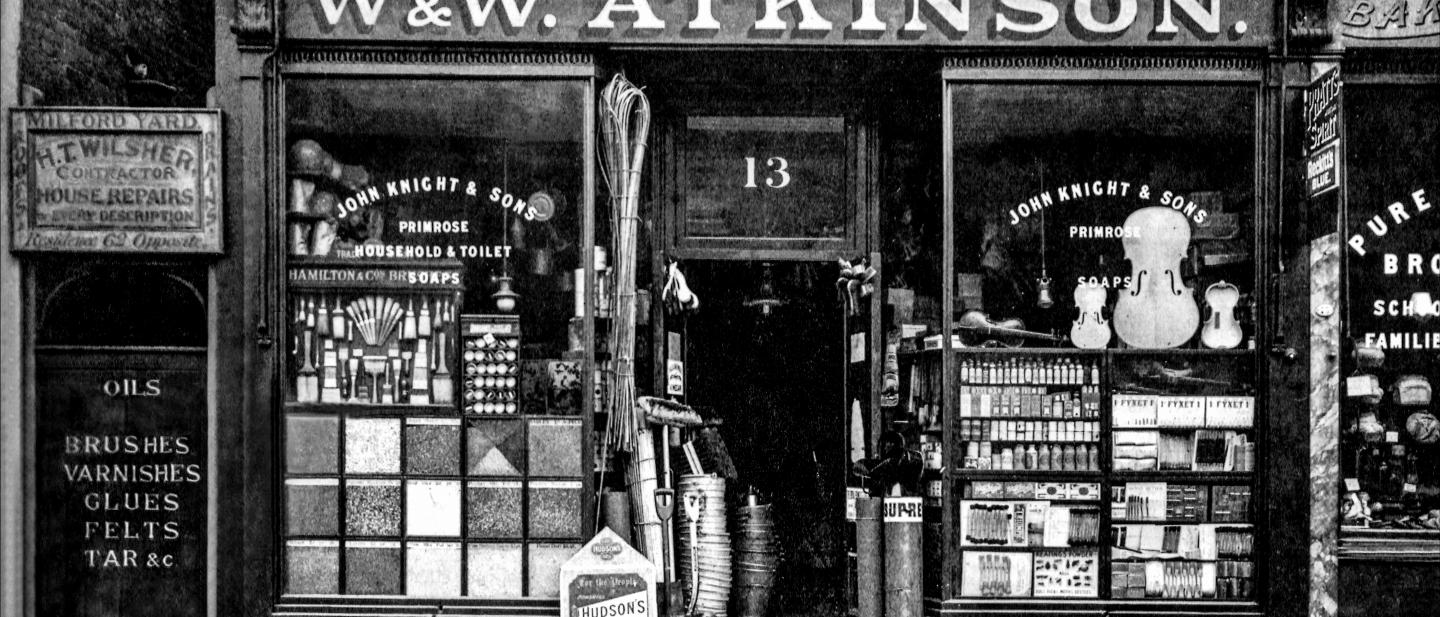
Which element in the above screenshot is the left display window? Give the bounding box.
[280,78,590,598]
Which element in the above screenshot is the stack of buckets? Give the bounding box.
[678,474,730,616]
[734,492,778,617]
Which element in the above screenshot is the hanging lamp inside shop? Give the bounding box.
[493,144,520,313]
[745,263,786,317]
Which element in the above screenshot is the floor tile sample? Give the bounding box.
[527,418,582,477]
[406,418,461,475]
[466,419,524,476]
[346,541,403,594]
[286,479,339,536]
[467,543,523,597]
[407,541,462,596]
[286,540,339,594]
[345,417,401,474]
[528,543,580,597]
[407,479,462,537]
[346,479,402,536]
[527,480,582,538]
[466,480,523,539]
[286,414,338,474]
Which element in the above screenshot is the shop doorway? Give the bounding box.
[681,260,846,617]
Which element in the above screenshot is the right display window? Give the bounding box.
[941,80,1262,604]
[1340,83,1440,542]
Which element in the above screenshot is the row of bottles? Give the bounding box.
[961,442,1101,471]
[960,357,1100,385]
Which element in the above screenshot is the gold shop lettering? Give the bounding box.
[303,0,1243,41]
[102,378,162,397]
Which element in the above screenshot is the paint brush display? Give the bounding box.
[288,291,461,409]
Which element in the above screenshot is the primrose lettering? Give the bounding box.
[310,0,1239,39]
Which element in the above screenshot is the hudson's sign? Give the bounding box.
[286,0,1269,46]
[9,108,222,254]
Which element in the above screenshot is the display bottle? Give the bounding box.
[1024,444,1038,470]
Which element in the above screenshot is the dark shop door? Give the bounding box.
[683,260,846,617]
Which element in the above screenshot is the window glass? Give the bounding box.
[1340,84,1440,533]
[946,82,1259,602]
[281,78,587,598]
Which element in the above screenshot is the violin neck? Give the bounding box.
[963,323,1063,342]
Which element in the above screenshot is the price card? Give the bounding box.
[1387,431,1400,443]
[1345,478,1361,492]
[1405,483,1418,494]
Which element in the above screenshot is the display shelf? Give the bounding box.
[953,470,1103,480]
[1110,472,1254,483]
[285,402,458,415]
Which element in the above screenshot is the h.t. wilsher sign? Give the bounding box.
[9,108,222,254]
[287,0,1269,47]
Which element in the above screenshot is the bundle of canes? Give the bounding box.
[622,397,703,566]
[599,73,651,455]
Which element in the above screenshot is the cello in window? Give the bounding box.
[1113,207,1200,349]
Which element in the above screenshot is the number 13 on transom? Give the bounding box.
[744,156,791,189]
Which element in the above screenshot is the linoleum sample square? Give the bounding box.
[407,542,462,596]
[547,361,582,415]
[466,481,522,539]
[527,481,582,538]
[346,479,401,536]
[286,414,338,473]
[286,479,339,536]
[467,543,523,597]
[527,418,583,477]
[406,418,461,476]
[345,541,402,595]
[528,543,580,597]
[467,419,524,476]
[519,360,549,414]
[286,541,339,594]
[407,480,461,537]
[345,417,401,474]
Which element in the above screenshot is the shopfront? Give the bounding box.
[8,1,1407,616]
[1333,7,1440,615]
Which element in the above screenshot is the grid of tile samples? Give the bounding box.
[285,275,584,597]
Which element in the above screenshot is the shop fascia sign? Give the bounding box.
[287,0,1267,46]
[1339,0,1440,44]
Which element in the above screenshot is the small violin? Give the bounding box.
[955,310,1065,348]
[1070,282,1111,350]
[1200,281,1243,349]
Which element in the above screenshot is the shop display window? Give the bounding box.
[279,78,590,598]
[936,80,1262,603]
[1340,84,1440,540]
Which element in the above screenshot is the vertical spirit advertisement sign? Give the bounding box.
[1305,67,1342,199]
[35,351,207,617]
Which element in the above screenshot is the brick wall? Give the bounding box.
[20,0,213,106]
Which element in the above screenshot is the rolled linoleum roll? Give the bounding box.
[856,497,884,617]
[884,496,923,617]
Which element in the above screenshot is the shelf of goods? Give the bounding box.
[909,348,1260,607]
[281,259,586,598]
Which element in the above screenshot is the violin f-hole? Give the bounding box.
[1165,270,1184,296]
[1129,270,1148,296]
